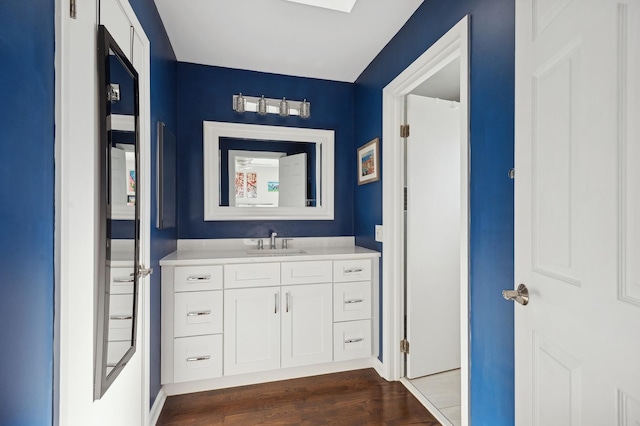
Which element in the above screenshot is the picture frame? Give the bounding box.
[357,137,380,185]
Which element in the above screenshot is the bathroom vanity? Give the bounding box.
[160,238,380,394]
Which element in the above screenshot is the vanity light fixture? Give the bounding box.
[279,98,289,117]
[257,95,268,115]
[234,93,246,113]
[232,94,311,119]
[299,99,310,119]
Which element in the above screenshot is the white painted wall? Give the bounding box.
[406,95,461,378]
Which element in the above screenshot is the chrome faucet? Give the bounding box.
[269,232,278,249]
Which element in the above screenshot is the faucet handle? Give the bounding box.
[252,239,264,249]
[281,238,293,249]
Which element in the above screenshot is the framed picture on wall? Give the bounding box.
[357,137,380,185]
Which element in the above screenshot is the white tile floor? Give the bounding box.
[410,369,461,426]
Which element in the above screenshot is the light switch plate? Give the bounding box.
[375,225,383,242]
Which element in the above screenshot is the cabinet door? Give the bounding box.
[281,283,333,368]
[224,287,281,376]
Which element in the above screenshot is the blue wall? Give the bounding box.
[0,1,54,424]
[354,0,515,424]
[176,63,355,239]
[128,0,178,408]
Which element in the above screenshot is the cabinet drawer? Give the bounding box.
[224,263,280,289]
[174,335,223,383]
[333,320,372,361]
[175,265,223,292]
[281,261,332,285]
[333,259,371,283]
[108,294,134,341]
[109,267,134,294]
[174,291,223,337]
[333,281,372,322]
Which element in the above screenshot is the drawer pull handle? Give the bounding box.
[187,275,211,282]
[186,356,211,362]
[187,310,211,317]
[344,299,364,304]
[110,315,133,320]
[345,338,364,344]
[113,277,134,283]
[344,267,363,274]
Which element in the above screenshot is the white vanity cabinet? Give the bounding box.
[162,265,224,384]
[332,259,374,361]
[280,282,333,368]
[223,286,281,375]
[160,242,379,392]
[224,261,333,375]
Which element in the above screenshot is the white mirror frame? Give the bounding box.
[203,121,334,221]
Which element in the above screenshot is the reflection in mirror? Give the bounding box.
[95,25,140,399]
[203,121,334,221]
[219,138,317,208]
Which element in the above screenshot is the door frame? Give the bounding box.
[380,15,470,425]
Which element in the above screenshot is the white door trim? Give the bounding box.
[381,15,470,426]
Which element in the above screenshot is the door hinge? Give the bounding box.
[400,339,410,354]
[404,187,407,212]
[70,0,77,19]
[400,124,410,138]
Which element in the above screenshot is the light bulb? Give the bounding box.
[257,95,268,115]
[279,97,289,117]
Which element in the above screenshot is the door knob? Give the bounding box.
[503,283,529,306]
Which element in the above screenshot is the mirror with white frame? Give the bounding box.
[203,121,334,221]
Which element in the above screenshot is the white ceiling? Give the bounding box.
[153,0,424,82]
[411,57,460,102]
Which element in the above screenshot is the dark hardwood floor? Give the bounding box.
[156,368,441,425]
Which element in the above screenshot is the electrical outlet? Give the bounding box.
[375,225,383,242]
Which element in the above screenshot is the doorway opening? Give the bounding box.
[381,16,469,426]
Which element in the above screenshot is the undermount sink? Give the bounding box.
[246,248,307,256]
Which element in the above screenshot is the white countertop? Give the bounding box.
[160,244,380,266]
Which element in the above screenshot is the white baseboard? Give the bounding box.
[371,357,386,380]
[148,388,167,426]
[162,358,376,397]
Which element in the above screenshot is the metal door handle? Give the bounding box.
[286,292,290,313]
[138,265,153,278]
[502,283,529,305]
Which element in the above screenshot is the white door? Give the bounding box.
[406,95,461,379]
[278,153,307,207]
[514,1,640,424]
[224,287,281,375]
[281,283,333,368]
